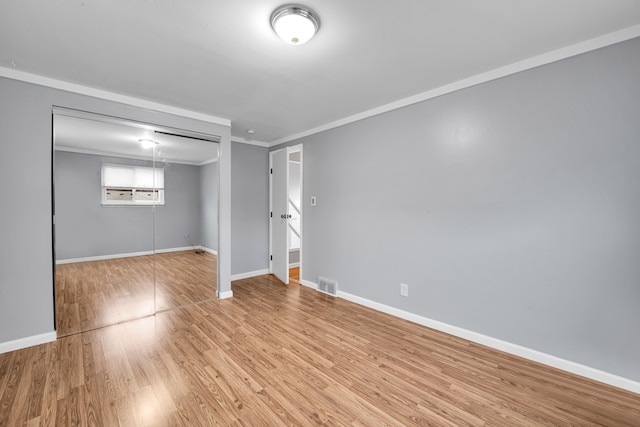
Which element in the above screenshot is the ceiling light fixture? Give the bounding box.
[139,138,158,149]
[270,4,320,45]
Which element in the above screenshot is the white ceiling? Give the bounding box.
[55,114,219,165]
[2,1,640,144]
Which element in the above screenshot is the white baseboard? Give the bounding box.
[289,262,300,268]
[0,331,57,355]
[302,280,640,395]
[218,290,234,299]
[230,267,300,282]
[231,269,270,281]
[56,247,202,264]
[203,247,218,255]
[300,279,318,290]
[57,250,154,264]
[154,246,193,254]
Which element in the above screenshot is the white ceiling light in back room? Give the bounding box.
[139,138,158,149]
[271,4,320,45]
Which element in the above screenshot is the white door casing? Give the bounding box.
[269,148,289,284]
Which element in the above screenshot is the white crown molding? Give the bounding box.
[3,25,638,148]
[0,67,231,127]
[231,136,270,148]
[199,158,219,166]
[55,145,218,166]
[55,145,155,163]
[299,279,640,395]
[268,25,640,147]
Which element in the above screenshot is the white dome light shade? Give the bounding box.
[271,5,320,45]
[139,138,157,149]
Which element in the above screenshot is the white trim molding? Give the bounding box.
[231,269,270,281]
[231,137,270,148]
[302,280,640,395]
[218,290,234,299]
[203,247,218,256]
[0,331,57,355]
[269,25,640,146]
[300,279,318,290]
[56,247,201,264]
[155,247,196,254]
[0,67,230,127]
[57,250,154,264]
[55,144,217,167]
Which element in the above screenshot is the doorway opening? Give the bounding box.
[269,144,303,285]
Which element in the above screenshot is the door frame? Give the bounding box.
[269,144,303,283]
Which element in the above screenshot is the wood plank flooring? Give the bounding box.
[155,251,217,311]
[4,273,639,425]
[55,251,217,336]
[289,267,300,284]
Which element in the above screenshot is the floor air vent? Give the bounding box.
[317,277,338,296]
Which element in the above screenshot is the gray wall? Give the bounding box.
[154,160,202,251]
[200,160,219,251]
[289,250,300,265]
[0,76,230,345]
[55,151,204,259]
[231,142,269,275]
[273,38,640,382]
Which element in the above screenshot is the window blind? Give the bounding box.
[102,164,164,189]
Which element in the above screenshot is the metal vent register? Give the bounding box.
[317,277,338,296]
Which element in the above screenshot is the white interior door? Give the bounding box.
[270,148,289,284]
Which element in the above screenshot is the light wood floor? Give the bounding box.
[289,267,300,284]
[155,251,217,311]
[3,273,639,425]
[55,251,217,336]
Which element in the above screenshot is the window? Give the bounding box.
[101,164,165,206]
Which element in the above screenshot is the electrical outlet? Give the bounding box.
[400,283,408,297]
